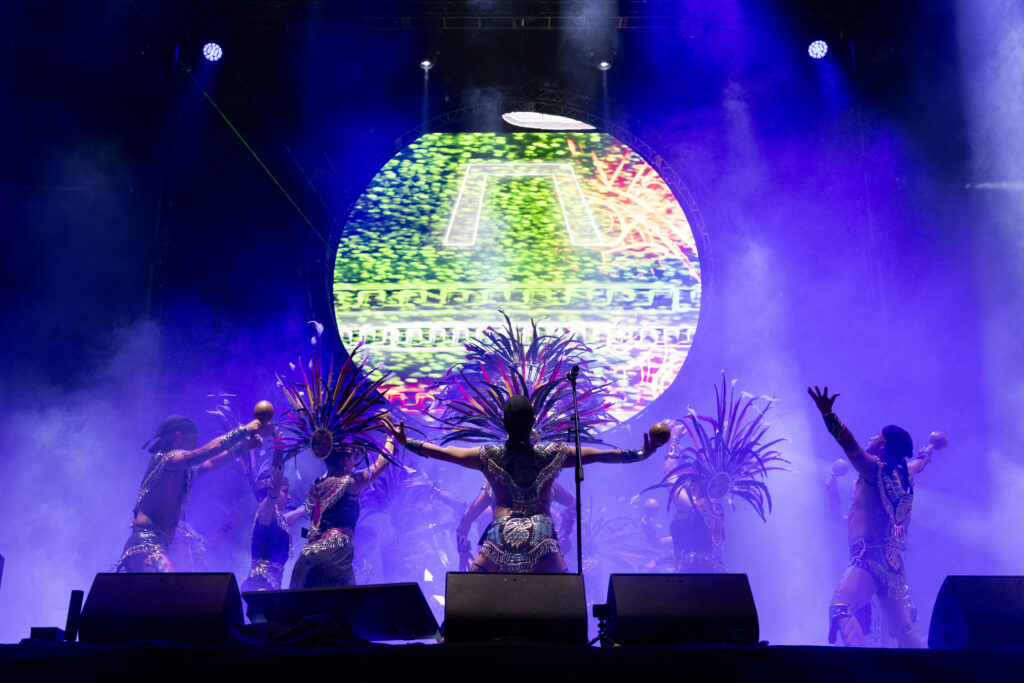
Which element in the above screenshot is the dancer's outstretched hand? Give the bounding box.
[807,385,839,414]
[642,432,655,458]
[379,413,408,447]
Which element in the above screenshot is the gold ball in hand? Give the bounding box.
[254,400,275,423]
[648,423,671,448]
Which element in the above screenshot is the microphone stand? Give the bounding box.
[567,365,584,575]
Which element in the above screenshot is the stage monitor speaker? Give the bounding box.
[78,572,243,644]
[605,573,759,646]
[242,582,440,641]
[929,575,1024,648]
[444,572,587,645]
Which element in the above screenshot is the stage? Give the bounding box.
[4,639,1023,682]
[5,0,1024,658]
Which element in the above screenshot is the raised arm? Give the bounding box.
[908,432,946,476]
[348,436,397,494]
[380,414,481,469]
[166,419,267,471]
[807,386,876,482]
[256,445,286,526]
[196,433,262,476]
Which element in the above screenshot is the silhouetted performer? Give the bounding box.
[808,386,924,648]
[382,395,662,573]
[114,414,266,572]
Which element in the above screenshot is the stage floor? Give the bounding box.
[4,639,1023,682]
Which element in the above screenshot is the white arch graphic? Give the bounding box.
[444,162,603,247]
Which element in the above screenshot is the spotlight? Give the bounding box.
[597,61,612,71]
[420,60,434,72]
[202,42,223,62]
[808,40,828,59]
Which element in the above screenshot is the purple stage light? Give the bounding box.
[202,42,223,62]
[808,40,828,59]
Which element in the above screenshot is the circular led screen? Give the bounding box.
[333,132,702,423]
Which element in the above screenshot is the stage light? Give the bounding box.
[808,40,828,59]
[501,112,595,131]
[420,60,434,72]
[597,61,612,71]
[202,42,223,62]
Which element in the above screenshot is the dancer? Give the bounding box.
[823,430,947,645]
[114,414,267,573]
[382,396,663,573]
[240,445,305,591]
[808,385,923,648]
[646,376,786,573]
[419,314,623,573]
[274,325,399,588]
[289,436,396,588]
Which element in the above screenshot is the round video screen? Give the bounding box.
[332,131,703,423]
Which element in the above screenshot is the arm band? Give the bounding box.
[407,439,428,457]
[621,449,643,463]
[220,425,249,450]
[822,412,846,441]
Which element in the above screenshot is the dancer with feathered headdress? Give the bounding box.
[276,324,397,588]
[382,312,669,574]
[646,375,787,573]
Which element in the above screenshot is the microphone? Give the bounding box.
[567,365,580,383]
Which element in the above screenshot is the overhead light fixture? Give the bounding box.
[501,112,595,131]
[597,61,612,71]
[420,60,434,72]
[808,40,828,59]
[202,42,223,62]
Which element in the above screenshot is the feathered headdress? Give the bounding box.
[276,323,394,464]
[648,375,788,523]
[428,311,616,444]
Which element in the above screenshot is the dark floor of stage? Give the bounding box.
[4,639,1023,682]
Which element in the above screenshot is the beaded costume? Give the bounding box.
[112,450,195,572]
[274,323,395,588]
[427,313,615,573]
[476,441,568,572]
[848,461,914,599]
[670,486,727,573]
[241,508,292,591]
[289,474,360,588]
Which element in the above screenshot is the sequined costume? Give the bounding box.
[289,474,359,588]
[667,479,726,572]
[848,460,913,600]
[112,450,195,572]
[476,441,568,572]
[241,508,292,591]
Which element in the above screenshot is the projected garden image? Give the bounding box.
[333,131,702,423]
